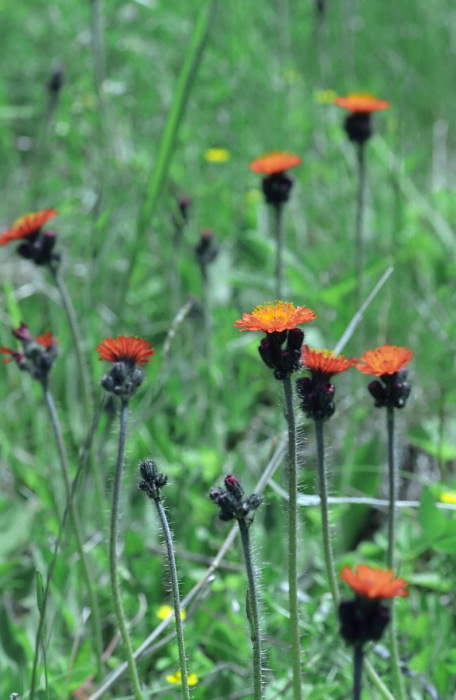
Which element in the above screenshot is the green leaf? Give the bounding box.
[418,487,446,542]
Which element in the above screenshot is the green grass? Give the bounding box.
[1,0,456,698]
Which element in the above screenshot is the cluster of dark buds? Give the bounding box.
[138,459,168,500]
[343,113,374,145]
[0,323,58,383]
[97,336,154,398]
[262,172,295,205]
[100,362,145,398]
[296,375,335,421]
[210,475,262,524]
[368,369,411,409]
[339,597,390,647]
[259,328,304,381]
[195,229,219,268]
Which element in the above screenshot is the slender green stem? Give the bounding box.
[238,518,263,700]
[353,644,364,700]
[355,142,367,309]
[386,406,396,570]
[386,405,406,700]
[272,203,284,299]
[152,496,191,700]
[364,658,396,700]
[109,399,143,700]
[49,265,93,411]
[42,385,103,678]
[282,376,302,700]
[123,0,218,302]
[314,419,340,605]
[88,0,105,99]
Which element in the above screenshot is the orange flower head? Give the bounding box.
[249,151,302,176]
[302,346,358,377]
[340,564,408,599]
[36,332,57,349]
[334,93,390,114]
[0,208,58,246]
[234,301,316,333]
[97,336,155,365]
[356,345,413,377]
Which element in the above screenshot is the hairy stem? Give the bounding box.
[238,518,263,700]
[314,419,340,605]
[355,142,367,309]
[282,376,302,700]
[152,496,191,700]
[386,405,406,700]
[272,203,284,299]
[109,399,143,700]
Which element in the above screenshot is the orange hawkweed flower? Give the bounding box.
[302,346,358,377]
[97,336,154,365]
[249,151,302,176]
[334,93,390,113]
[0,208,58,246]
[234,301,316,333]
[340,564,408,599]
[356,345,413,377]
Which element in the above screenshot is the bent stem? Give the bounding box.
[314,419,340,605]
[151,495,191,700]
[42,385,103,678]
[272,203,284,299]
[109,399,143,700]
[282,376,302,700]
[238,518,263,700]
[354,142,367,309]
[386,405,406,700]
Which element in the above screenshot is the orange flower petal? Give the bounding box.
[356,345,413,376]
[96,336,155,365]
[234,301,316,333]
[249,151,302,175]
[341,564,408,599]
[334,93,390,113]
[302,346,358,376]
[36,332,56,349]
[0,208,58,246]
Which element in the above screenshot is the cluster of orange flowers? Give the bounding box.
[234,300,413,378]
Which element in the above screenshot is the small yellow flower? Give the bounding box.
[166,671,198,686]
[204,147,231,163]
[441,492,456,505]
[156,605,186,621]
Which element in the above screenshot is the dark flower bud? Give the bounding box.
[210,475,262,524]
[344,113,373,145]
[286,328,304,352]
[339,599,390,646]
[195,229,219,267]
[262,173,294,205]
[178,196,191,222]
[13,323,33,343]
[48,66,65,94]
[259,337,281,370]
[138,459,168,499]
[225,474,244,499]
[368,380,386,407]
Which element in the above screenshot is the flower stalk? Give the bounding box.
[282,376,303,700]
[109,399,143,700]
[210,475,263,700]
[314,419,340,604]
[139,460,191,700]
[238,516,263,700]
